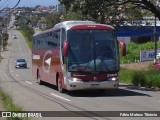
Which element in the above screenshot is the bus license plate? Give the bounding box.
[91,83,99,86]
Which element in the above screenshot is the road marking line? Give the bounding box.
[16,74,19,77]
[17,35,23,57]
[50,93,71,102]
[25,81,32,84]
[151,100,160,103]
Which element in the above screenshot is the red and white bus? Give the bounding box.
[32,21,126,92]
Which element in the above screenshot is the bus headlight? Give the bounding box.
[108,77,118,81]
[69,77,82,82]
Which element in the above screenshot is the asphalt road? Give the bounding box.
[0,24,160,120]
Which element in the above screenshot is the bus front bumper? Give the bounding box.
[66,80,119,91]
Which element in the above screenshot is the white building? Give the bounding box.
[56,4,65,13]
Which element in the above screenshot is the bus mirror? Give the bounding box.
[63,40,69,57]
[119,40,126,56]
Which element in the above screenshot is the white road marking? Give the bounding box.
[50,93,71,102]
[16,74,19,77]
[17,35,23,57]
[151,100,160,103]
[25,81,32,84]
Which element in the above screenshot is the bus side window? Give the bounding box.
[56,30,60,49]
[46,31,60,49]
[32,38,35,49]
[42,36,45,49]
[61,28,66,49]
[36,39,40,49]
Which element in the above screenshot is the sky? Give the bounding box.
[0,0,60,8]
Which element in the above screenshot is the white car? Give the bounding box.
[156,53,160,59]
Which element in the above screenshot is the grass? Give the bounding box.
[119,41,160,88]
[119,68,160,88]
[19,30,32,49]
[0,89,21,111]
[120,41,160,63]
[0,87,29,120]
[0,56,4,63]
[119,68,136,84]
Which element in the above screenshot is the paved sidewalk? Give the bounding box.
[0,58,8,119]
[0,29,12,120]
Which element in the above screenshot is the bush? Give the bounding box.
[119,68,135,84]
[21,25,34,42]
[156,80,160,88]
[131,71,146,86]
[146,70,160,88]
[145,79,153,88]
[121,69,160,88]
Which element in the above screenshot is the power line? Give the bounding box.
[0,0,10,9]
[0,0,21,11]
[12,0,21,9]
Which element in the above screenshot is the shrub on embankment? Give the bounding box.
[120,68,160,89]
[19,25,34,49]
[0,87,29,120]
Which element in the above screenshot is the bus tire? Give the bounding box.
[57,77,64,93]
[37,72,43,85]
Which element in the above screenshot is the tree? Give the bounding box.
[24,7,35,12]
[2,33,9,49]
[45,13,61,29]
[116,0,160,20]
[59,0,160,25]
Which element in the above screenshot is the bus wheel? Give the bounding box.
[37,73,43,85]
[57,77,64,93]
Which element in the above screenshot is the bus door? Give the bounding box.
[60,28,68,83]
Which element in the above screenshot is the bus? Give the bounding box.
[32,21,126,93]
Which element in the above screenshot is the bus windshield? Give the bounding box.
[67,29,119,72]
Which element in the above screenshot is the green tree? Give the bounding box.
[2,33,9,49]
[45,13,61,29]
[59,0,160,25]
[62,11,82,21]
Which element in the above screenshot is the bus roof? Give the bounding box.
[54,20,95,29]
[54,20,114,30]
[33,20,114,37]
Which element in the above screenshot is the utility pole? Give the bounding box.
[0,19,3,53]
[0,32,1,57]
[1,30,3,52]
[154,14,157,64]
[0,19,2,57]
